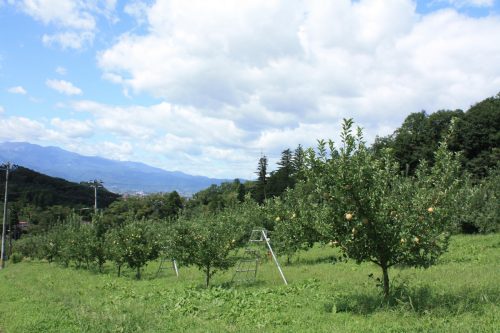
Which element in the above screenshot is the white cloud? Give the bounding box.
[50,118,93,138]
[16,0,95,29]
[71,100,246,145]
[7,86,27,94]
[42,31,94,50]
[0,114,96,150]
[444,0,494,8]
[124,0,149,25]
[0,116,47,141]
[67,100,259,178]
[59,98,394,178]
[99,141,134,160]
[12,0,117,49]
[5,0,500,179]
[0,105,4,113]
[146,133,195,154]
[98,0,305,107]
[46,79,83,95]
[98,0,500,121]
[91,0,500,178]
[251,122,343,153]
[55,66,67,75]
[67,141,133,161]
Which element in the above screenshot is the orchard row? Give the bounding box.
[13,119,499,296]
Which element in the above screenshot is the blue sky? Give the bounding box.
[1,0,500,179]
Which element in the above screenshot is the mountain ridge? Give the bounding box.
[0,142,229,195]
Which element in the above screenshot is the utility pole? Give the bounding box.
[1,163,11,269]
[90,180,103,214]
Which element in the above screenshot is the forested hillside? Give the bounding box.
[0,166,120,233]
[3,166,119,208]
[372,93,500,177]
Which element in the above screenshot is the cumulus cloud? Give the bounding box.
[11,0,116,49]
[0,113,97,151]
[7,0,500,179]
[0,112,137,165]
[95,0,500,176]
[250,122,343,152]
[7,86,27,94]
[66,140,134,161]
[16,0,95,29]
[99,141,134,160]
[68,100,259,177]
[46,79,83,95]
[0,116,47,141]
[50,118,93,138]
[71,100,246,146]
[98,1,500,119]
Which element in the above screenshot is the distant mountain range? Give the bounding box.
[0,142,229,195]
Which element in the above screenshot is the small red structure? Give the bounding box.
[18,221,29,230]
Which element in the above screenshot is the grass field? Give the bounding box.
[0,234,499,332]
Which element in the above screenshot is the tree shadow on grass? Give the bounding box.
[324,283,499,316]
[221,279,268,289]
[282,254,344,267]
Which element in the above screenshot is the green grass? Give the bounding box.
[1,234,499,332]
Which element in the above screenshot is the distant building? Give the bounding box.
[18,221,29,230]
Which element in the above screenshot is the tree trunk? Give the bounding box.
[136,266,141,279]
[205,266,211,288]
[382,264,390,300]
[8,219,12,256]
[117,264,122,277]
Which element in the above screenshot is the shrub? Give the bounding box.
[10,252,23,264]
[12,235,46,260]
[458,168,500,233]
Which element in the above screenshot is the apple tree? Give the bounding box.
[106,220,161,279]
[171,210,245,287]
[265,182,321,264]
[105,226,127,277]
[306,119,462,298]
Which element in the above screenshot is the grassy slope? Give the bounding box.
[0,234,499,333]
